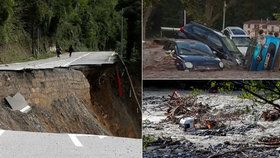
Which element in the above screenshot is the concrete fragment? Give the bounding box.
[5,92,31,113]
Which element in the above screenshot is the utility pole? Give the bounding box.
[222,0,227,30]
[183,10,187,26]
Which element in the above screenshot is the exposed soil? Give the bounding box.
[143,89,280,158]
[80,64,142,138]
[0,65,141,138]
[143,40,280,80]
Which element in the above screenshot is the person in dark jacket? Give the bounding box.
[56,45,62,58]
[67,45,74,57]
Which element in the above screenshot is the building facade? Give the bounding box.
[243,20,280,38]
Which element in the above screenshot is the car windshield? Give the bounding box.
[231,29,246,35]
[232,37,251,47]
[177,42,214,57]
[221,37,240,53]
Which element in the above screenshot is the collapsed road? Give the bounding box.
[0,51,141,157]
[143,89,280,158]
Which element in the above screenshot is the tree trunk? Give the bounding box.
[143,5,153,40]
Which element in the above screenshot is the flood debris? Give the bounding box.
[179,117,194,131]
[5,92,31,113]
[261,109,280,121]
[143,90,280,158]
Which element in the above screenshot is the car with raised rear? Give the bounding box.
[177,22,244,65]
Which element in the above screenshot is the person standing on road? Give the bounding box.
[56,45,62,58]
[67,45,74,57]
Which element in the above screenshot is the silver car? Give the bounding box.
[222,27,251,56]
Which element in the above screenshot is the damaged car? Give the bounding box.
[164,39,224,71]
[177,22,244,65]
[246,36,280,71]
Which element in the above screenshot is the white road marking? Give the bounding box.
[68,134,83,147]
[0,130,5,136]
[98,136,107,139]
[20,106,31,113]
[63,52,91,67]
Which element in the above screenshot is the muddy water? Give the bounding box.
[143,89,280,157]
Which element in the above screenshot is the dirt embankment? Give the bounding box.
[80,65,141,138]
[0,66,141,138]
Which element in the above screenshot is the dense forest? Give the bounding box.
[0,0,140,63]
[144,0,280,38]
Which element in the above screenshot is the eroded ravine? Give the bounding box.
[0,65,141,138]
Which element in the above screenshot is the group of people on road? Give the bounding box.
[56,45,74,58]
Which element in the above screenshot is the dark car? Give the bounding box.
[164,39,224,71]
[245,36,280,71]
[177,22,244,65]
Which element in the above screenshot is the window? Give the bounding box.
[192,26,207,38]
[231,29,246,35]
[207,33,223,47]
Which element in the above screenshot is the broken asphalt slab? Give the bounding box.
[5,92,31,113]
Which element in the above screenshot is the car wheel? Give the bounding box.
[175,61,185,71]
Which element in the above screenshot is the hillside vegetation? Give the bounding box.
[0,0,140,63]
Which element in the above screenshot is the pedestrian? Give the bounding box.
[257,29,265,45]
[256,29,265,63]
[268,32,273,36]
[67,45,74,57]
[56,45,62,58]
[274,32,279,38]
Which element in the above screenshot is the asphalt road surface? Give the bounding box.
[0,130,142,158]
[0,51,116,70]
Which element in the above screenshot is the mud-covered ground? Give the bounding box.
[143,89,280,158]
[143,40,280,80]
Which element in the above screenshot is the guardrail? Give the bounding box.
[160,27,180,38]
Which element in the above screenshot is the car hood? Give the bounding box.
[179,55,220,65]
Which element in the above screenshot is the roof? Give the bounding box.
[244,20,280,25]
[173,39,206,45]
[189,21,226,37]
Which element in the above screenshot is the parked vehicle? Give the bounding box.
[177,22,244,65]
[222,27,251,56]
[245,36,280,71]
[164,39,224,71]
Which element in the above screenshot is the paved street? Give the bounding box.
[0,51,116,70]
[0,130,142,158]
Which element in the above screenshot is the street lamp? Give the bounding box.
[222,0,227,29]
